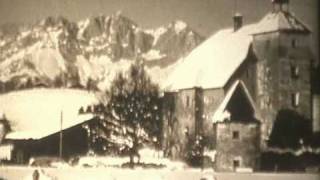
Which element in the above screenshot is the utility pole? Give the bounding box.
[59,110,63,159]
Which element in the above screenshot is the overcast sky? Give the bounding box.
[0,0,318,57]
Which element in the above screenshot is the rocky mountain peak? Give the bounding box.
[0,14,204,92]
[37,16,73,30]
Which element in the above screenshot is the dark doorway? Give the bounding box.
[233,159,240,170]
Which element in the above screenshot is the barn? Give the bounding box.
[0,113,99,164]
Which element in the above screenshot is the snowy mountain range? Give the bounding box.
[0,13,203,92]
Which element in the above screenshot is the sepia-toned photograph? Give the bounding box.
[0,0,319,179]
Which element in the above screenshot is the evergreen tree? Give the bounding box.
[268,109,312,149]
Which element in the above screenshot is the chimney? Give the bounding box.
[272,0,290,12]
[233,13,243,32]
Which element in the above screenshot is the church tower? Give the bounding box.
[252,0,313,145]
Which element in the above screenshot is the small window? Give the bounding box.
[184,127,189,136]
[186,96,190,107]
[232,131,240,139]
[204,97,209,104]
[291,65,299,78]
[233,159,240,170]
[292,92,300,107]
[265,40,271,50]
[292,39,298,48]
[266,67,271,79]
[260,100,265,109]
[266,96,272,107]
[204,96,214,104]
[195,106,199,112]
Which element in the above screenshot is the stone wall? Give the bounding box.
[253,32,281,145]
[278,33,312,118]
[201,88,225,148]
[313,95,320,132]
[162,88,202,159]
[214,122,261,172]
[252,31,313,146]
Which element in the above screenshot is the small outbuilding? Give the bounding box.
[0,114,98,164]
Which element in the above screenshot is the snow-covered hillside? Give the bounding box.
[0,14,203,92]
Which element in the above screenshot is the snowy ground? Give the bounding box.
[0,148,202,180]
[0,166,319,180]
[1,150,319,180]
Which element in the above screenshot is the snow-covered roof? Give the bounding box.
[164,24,256,91]
[0,89,100,140]
[212,80,260,123]
[163,9,311,91]
[252,11,310,35]
[6,114,94,140]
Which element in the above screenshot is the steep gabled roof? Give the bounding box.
[252,11,311,35]
[164,24,256,91]
[212,80,260,123]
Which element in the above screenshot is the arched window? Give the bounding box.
[186,96,190,107]
[291,64,299,78]
[292,92,300,107]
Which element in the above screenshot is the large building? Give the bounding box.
[162,0,315,171]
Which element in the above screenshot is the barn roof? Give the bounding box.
[164,24,256,91]
[5,114,94,140]
[252,11,311,35]
[0,89,100,140]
